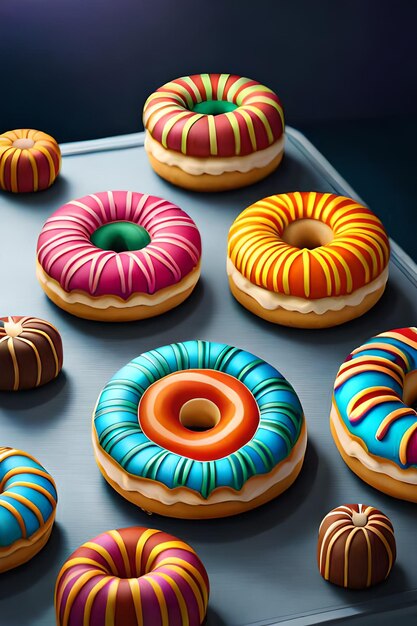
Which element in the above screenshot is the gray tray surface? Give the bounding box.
[0,128,416,626]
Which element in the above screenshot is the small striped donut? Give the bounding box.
[92,340,306,518]
[0,447,57,572]
[55,527,209,626]
[36,191,202,321]
[0,316,63,391]
[143,73,284,191]
[318,504,396,589]
[0,129,61,193]
[331,327,417,502]
[227,192,390,328]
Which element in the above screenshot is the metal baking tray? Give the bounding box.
[1,128,416,626]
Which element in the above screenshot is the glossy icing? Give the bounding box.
[317,504,396,589]
[0,129,61,192]
[228,192,390,300]
[143,73,284,158]
[37,191,202,300]
[0,316,63,391]
[93,340,304,499]
[334,327,417,468]
[55,526,209,626]
[0,447,57,549]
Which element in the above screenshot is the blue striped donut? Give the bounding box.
[331,327,417,501]
[92,340,306,517]
[0,447,57,572]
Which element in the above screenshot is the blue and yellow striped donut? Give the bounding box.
[331,327,417,502]
[92,340,306,518]
[0,446,57,572]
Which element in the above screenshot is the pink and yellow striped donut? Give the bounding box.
[227,192,390,328]
[143,73,284,191]
[36,191,201,321]
[0,129,61,193]
[55,527,210,626]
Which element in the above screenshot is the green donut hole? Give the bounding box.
[91,222,151,252]
[191,100,238,115]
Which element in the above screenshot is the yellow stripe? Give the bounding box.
[34,145,55,187]
[324,525,350,579]
[25,150,39,191]
[201,73,212,100]
[207,115,218,155]
[0,147,15,190]
[365,526,394,575]
[135,529,161,574]
[152,572,190,626]
[238,109,257,150]
[83,577,111,626]
[158,563,206,621]
[362,528,372,587]
[161,111,191,148]
[128,578,143,626]
[244,105,274,144]
[0,466,53,492]
[244,94,285,130]
[343,528,360,587]
[227,76,250,102]
[216,73,230,100]
[15,337,42,386]
[23,328,60,376]
[144,576,169,626]
[282,249,302,294]
[310,249,332,296]
[181,114,204,154]
[155,557,209,608]
[302,250,310,297]
[8,481,56,507]
[181,76,203,102]
[10,149,21,192]
[61,571,103,626]
[224,112,241,155]
[83,541,118,575]
[105,579,119,626]
[146,540,195,572]
[108,530,131,577]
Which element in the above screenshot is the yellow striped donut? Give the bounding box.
[143,73,285,192]
[0,129,61,193]
[227,192,390,328]
[55,527,209,626]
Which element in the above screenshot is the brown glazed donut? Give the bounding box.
[317,504,396,589]
[0,316,63,390]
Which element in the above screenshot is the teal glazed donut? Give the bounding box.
[331,327,417,502]
[92,340,306,518]
[0,447,57,572]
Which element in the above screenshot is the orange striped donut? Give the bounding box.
[143,73,284,191]
[55,527,209,626]
[227,192,390,328]
[0,129,61,193]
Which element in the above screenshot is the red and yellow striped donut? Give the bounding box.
[227,192,390,328]
[55,527,209,626]
[0,129,61,193]
[143,73,284,191]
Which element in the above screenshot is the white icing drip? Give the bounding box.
[36,262,200,309]
[227,258,389,315]
[331,404,417,484]
[92,424,307,507]
[145,131,285,176]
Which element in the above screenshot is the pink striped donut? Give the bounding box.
[36,191,202,321]
[55,527,210,626]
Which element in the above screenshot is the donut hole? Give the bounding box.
[403,370,417,409]
[12,138,35,149]
[191,100,238,115]
[91,222,151,252]
[282,219,333,250]
[179,398,221,432]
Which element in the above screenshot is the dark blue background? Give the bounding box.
[1,0,416,259]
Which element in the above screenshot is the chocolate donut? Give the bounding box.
[0,316,63,391]
[317,504,396,589]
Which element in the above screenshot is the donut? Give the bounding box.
[0,446,57,572]
[331,327,417,502]
[227,192,390,328]
[36,191,202,322]
[0,129,61,193]
[92,340,306,518]
[0,316,63,391]
[55,526,209,626]
[317,504,396,589]
[143,73,284,192]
